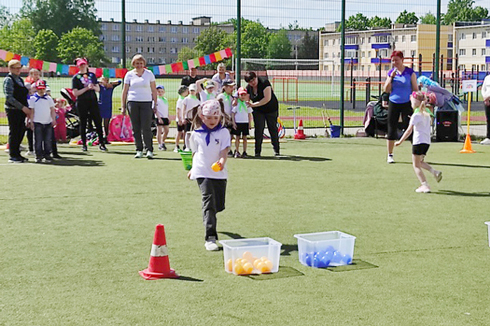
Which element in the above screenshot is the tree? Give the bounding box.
[267,29,291,59]
[0,18,36,56]
[420,12,437,25]
[443,0,489,24]
[194,26,228,57]
[0,5,13,28]
[240,20,269,59]
[298,31,318,59]
[395,10,419,24]
[57,27,107,65]
[33,29,59,61]
[369,16,392,29]
[344,13,370,31]
[21,0,100,37]
[177,47,198,62]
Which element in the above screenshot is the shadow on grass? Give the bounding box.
[173,275,204,282]
[433,190,490,197]
[247,266,304,280]
[251,155,331,162]
[396,161,490,169]
[51,157,104,167]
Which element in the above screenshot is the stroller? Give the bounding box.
[364,93,389,138]
[60,88,81,139]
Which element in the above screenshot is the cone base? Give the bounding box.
[460,149,476,153]
[139,268,179,280]
[294,132,306,139]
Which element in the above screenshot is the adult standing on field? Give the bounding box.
[121,54,158,159]
[181,67,200,87]
[3,60,30,163]
[244,71,280,157]
[383,50,418,164]
[72,57,107,152]
[212,63,234,93]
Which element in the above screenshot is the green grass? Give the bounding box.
[1,138,490,325]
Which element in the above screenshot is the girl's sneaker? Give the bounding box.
[387,154,394,164]
[205,240,219,251]
[234,150,241,158]
[242,151,248,158]
[161,143,167,151]
[158,144,164,151]
[173,145,180,153]
[415,185,431,193]
[434,171,443,183]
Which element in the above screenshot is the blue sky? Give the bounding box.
[2,0,488,29]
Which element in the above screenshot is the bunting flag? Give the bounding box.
[0,47,233,78]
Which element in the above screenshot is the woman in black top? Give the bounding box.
[72,58,106,152]
[3,60,30,163]
[245,71,280,157]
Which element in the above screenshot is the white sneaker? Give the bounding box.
[173,147,179,153]
[415,185,431,193]
[387,155,394,164]
[480,138,490,145]
[146,151,154,159]
[205,241,219,251]
[134,151,143,158]
[434,171,443,183]
[26,151,35,156]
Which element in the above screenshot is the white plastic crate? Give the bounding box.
[219,237,282,275]
[485,222,490,247]
[294,231,356,268]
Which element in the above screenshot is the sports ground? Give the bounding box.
[1,138,489,325]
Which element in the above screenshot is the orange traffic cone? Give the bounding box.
[460,134,475,153]
[294,119,306,139]
[139,224,179,280]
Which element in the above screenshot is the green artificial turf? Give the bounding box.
[1,138,490,325]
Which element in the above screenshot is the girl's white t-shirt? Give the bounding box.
[199,90,217,103]
[410,111,431,145]
[156,98,168,118]
[189,127,230,180]
[232,102,253,123]
[182,95,200,120]
[217,93,233,117]
[124,69,155,102]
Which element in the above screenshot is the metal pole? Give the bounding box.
[122,0,126,68]
[435,0,441,82]
[378,54,381,96]
[339,0,346,135]
[236,0,241,87]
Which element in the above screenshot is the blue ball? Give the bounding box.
[331,251,343,264]
[304,253,313,266]
[313,256,322,268]
[320,254,331,267]
[341,254,352,265]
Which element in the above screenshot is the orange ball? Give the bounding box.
[253,259,262,269]
[264,260,273,270]
[234,263,244,275]
[259,264,270,273]
[242,251,254,262]
[260,256,268,261]
[242,262,253,274]
[226,259,233,272]
[211,162,221,172]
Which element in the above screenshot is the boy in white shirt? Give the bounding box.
[174,85,189,152]
[28,80,56,163]
[155,85,169,151]
[197,79,217,102]
[231,87,253,158]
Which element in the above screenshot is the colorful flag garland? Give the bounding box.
[0,47,233,78]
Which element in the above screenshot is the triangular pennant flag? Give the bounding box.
[214,51,222,62]
[171,63,178,73]
[68,65,78,76]
[225,48,233,58]
[5,52,14,61]
[187,59,195,69]
[20,56,30,66]
[95,68,103,78]
[89,67,96,74]
[204,55,211,65]
[152,66,159,75]
[42,61,50,71]
[158,65,166,75]
[209,53,217,63]
[220,49,227,59]
[61,65,69,75]
[199,57,206,66]
[193,58,200,67]
[35,59,44,70]
[165,64,172,74]
[0,49,7,60]
[28,58,37,68]
[182,61,188,70]
[115,68,125,78]
[49,62,57,72]
[175,62,183,72]
[56,64,63,73]
[103,68,110,78]
[13,54,21,61]
[109,68,116,78]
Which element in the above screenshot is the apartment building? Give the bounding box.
[99,16,233,66]
[454,21,490,71]
[319,23,453,74]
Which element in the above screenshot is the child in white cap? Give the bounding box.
[197,78,217,102]
[187,99,230,251]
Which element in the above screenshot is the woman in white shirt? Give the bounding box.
[121,54,158,159]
